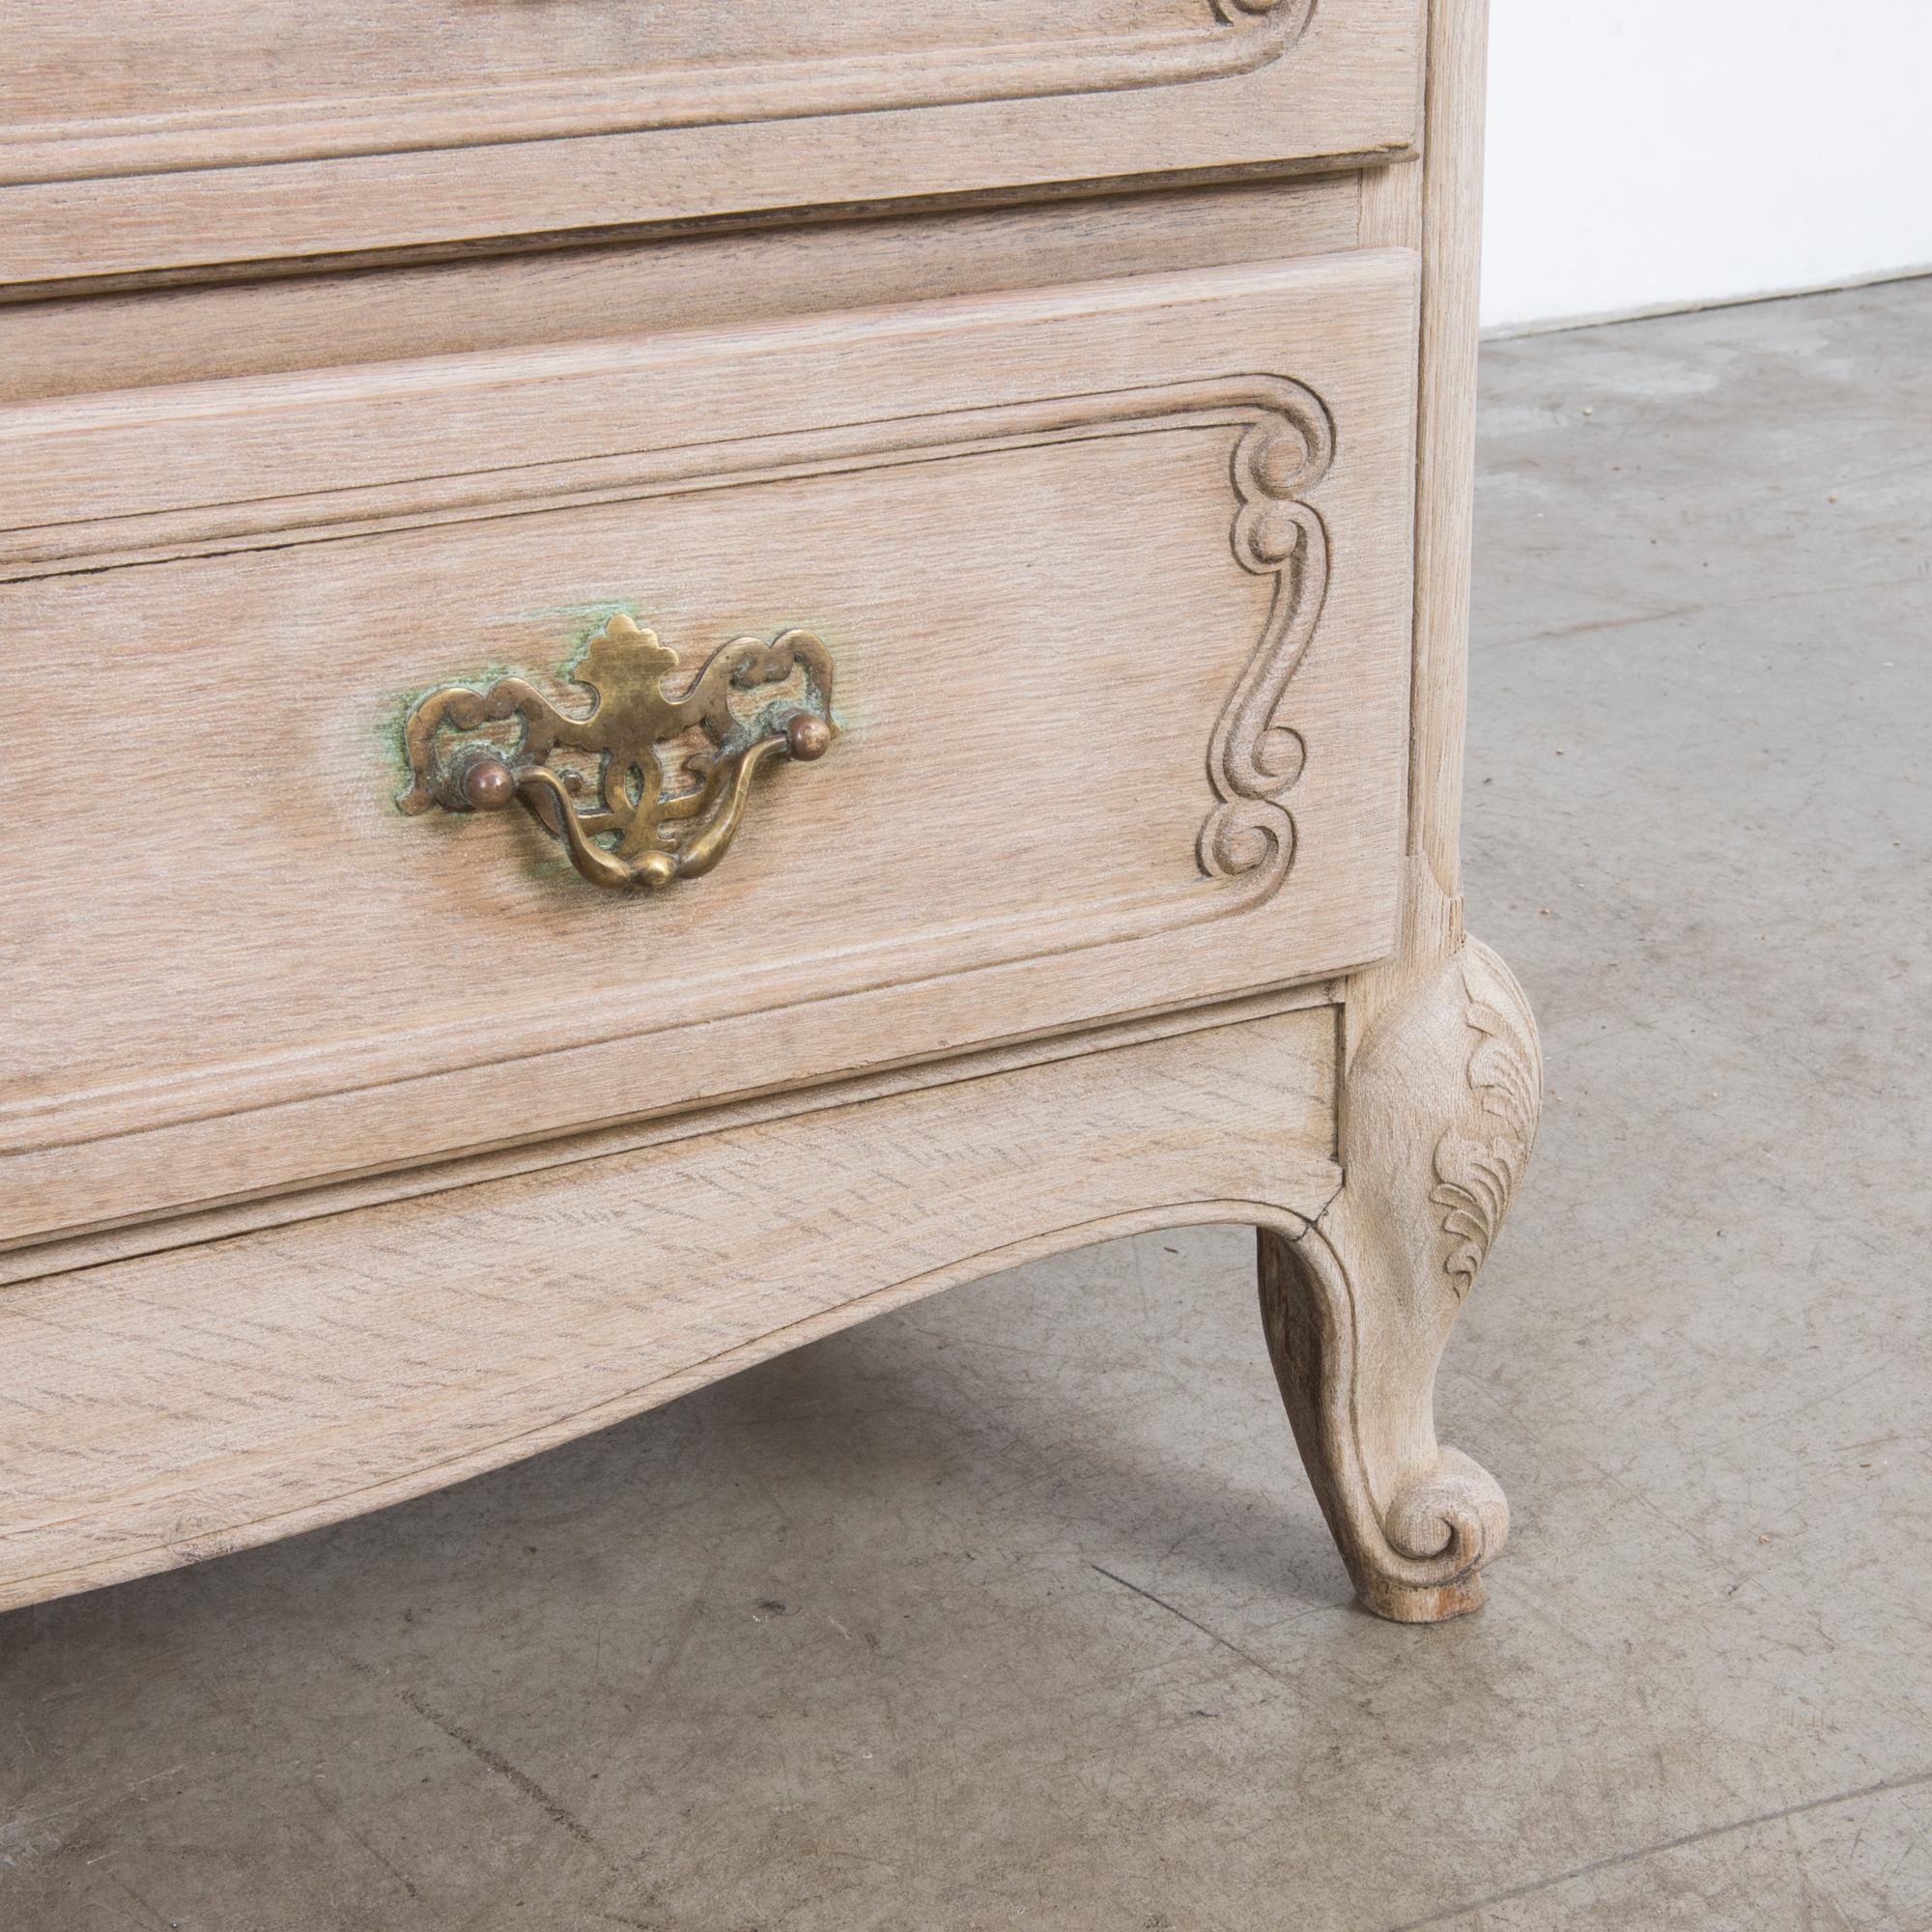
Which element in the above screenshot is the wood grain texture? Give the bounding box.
[0,986,1336,1290]
[1404,0,1489,911]
[0,178,1359,407]
[1262,934,1539,1622]
[0,0,1537,1632]
[0,1005,1342,1613]
[0,252,1419,1249]
[1254,0,1534,1625]
[3,1,1321,177]
[1337,0,1486,1068]
[0,0,1423,288]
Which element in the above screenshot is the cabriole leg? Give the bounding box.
[1260,938,1542,1623]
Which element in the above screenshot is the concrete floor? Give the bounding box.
[5,275,1929,1931]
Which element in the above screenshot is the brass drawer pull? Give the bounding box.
[398,613,837,891]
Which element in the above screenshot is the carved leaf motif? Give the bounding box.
[1430,946,1543,1298]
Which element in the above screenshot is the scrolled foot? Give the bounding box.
[1358,1451,1511,1622]
[1260,937,1541,1623]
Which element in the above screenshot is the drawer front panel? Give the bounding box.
[0,2,1422,285]
[0,251,1418,1244]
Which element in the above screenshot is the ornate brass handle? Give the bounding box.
[397,612,838,891]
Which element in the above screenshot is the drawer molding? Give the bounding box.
[1,376,1340,1166]
[0,255,1416,1246]
[0,5,1314,188]
[0,5,1423,288]
[374,376,1334,916]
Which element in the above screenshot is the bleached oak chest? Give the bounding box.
[0,0,1538,1623]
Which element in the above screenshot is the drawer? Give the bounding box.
[0,248,1419,1249]
[0,1,1423,287]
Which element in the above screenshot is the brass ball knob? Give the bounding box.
[784,712,833,762]
[460,755,517,811]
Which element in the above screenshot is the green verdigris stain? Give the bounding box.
[384,605,850,895]
[379,609,628,908]
[381,631,610,893]
[378,662,520,810]
[521,600,643,668]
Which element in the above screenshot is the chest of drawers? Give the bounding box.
[0,0,1539,1624]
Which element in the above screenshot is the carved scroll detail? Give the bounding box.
[1198,382,1335,899]
[1431,941,1545,1298]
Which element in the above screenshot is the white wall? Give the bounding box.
[1480,1,1932,331]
